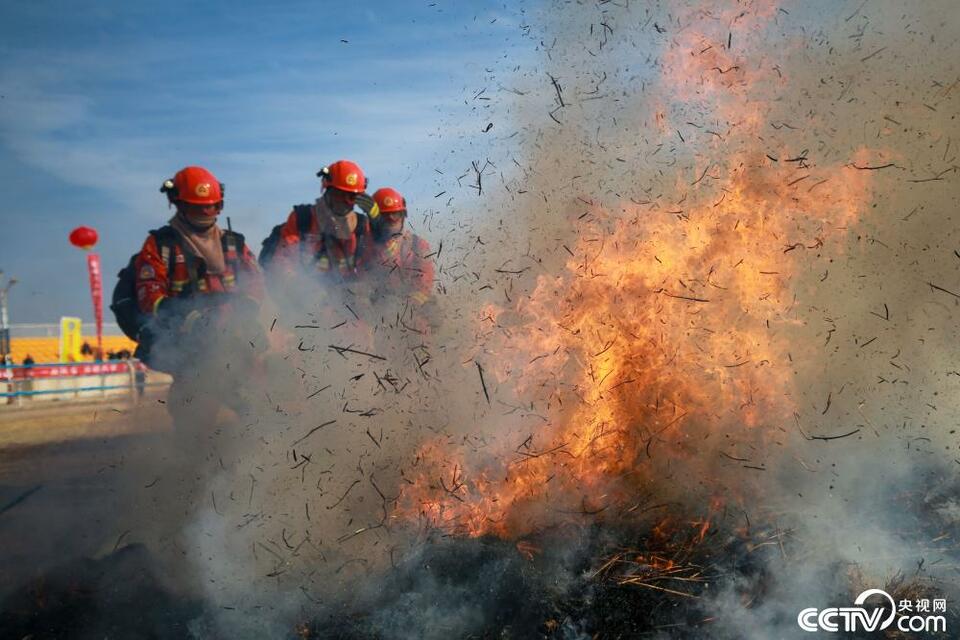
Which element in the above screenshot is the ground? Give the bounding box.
[0,396,170,597]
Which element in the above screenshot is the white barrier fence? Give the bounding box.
[0,360,170,407]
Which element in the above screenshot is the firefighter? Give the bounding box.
[133,166,264,430]
[261,160,372,279]
[368,187,435,327]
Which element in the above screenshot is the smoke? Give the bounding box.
[385,0,959,636]
[77,1,960,638]
[115,258,486,636]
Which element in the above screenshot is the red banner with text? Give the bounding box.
[87,252,103,359]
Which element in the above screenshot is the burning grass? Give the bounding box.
[299,499,958,639]
[393,153,875,540]
[392,0,883,542]
[4,493,955,639]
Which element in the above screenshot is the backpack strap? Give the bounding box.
[294,205,313,236]
[150,225,204,293]
[354,213,369,265]
[149,226,179,282]
[221,230,246,288]
[258,224,285,267]
[292,204,314,264]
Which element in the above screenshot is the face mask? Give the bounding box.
[383,219,404,235]
[185,212,217,230]
[379,212,405,236]
[325,189,357,216]
[177,201,220,229]
[328,211,358,240]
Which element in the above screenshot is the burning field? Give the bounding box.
[3,1,960,638]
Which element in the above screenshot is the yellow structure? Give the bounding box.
[11,335,137,365]
[59,317,83,362]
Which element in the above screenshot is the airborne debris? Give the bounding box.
[476,360,490,404]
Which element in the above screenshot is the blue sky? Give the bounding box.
[0,1,533,323]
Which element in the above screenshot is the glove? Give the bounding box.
[355,192,379,219]
[181,309,206,334]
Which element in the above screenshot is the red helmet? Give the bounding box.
[163,166,223,205]
[373,187,406,214]
[318,160,366,194]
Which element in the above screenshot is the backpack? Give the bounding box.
[110,226,247,342]
[259,205,313,267]
[111,227,178,342]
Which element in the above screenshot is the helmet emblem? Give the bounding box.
[195,183,211,197]
[345,173,358,186]
[384,196,395,207]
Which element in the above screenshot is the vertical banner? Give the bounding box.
[59,316,83,363]
[87,253,103,360]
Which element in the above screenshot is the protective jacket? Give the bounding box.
[134,224,262,318]
[369,231,434,305]
[272,199,371,278]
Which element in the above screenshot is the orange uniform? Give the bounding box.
[369,231,434,305]
[272,201,372,278]
[134,227,262,317]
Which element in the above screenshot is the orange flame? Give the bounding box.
[394,1,884,540]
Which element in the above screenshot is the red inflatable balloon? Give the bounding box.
[69,226,99,250]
